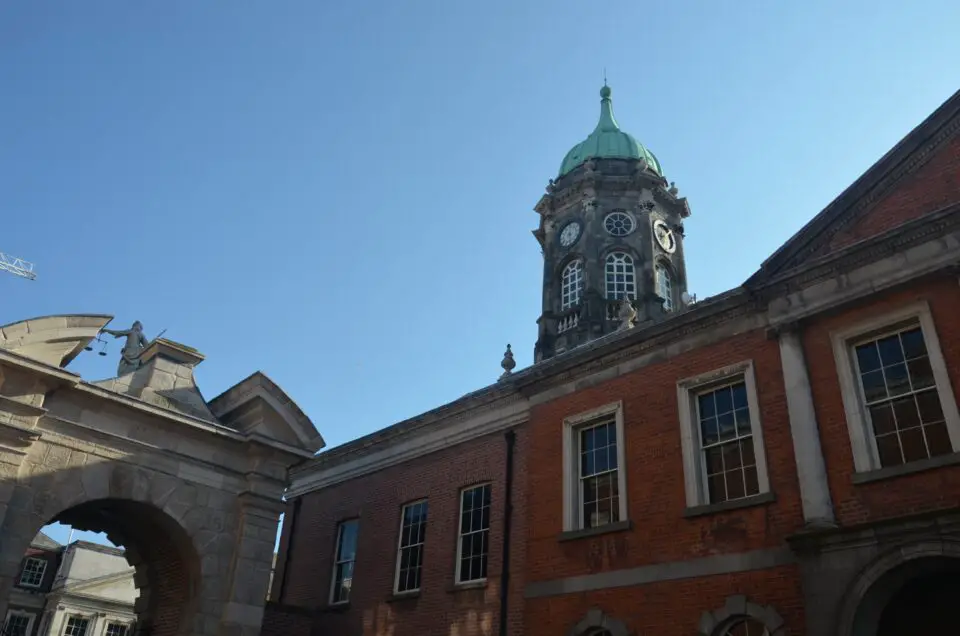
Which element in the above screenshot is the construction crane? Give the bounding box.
[0,251,36,281]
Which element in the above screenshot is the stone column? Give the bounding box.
[0,365,50,623]
[777,326,836,528]
[219,494,283,636]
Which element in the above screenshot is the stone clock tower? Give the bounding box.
[533,85,692,362]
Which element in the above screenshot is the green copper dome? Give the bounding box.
[558,85,662,178]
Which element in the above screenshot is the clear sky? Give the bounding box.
[3,2,959,548]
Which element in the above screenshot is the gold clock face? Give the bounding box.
[653,219,677,254]
[560,222,581,247]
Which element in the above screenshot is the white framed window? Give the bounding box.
[394,500,428,594]
[3,611,34,636]
[456,483,491,584]
[604,252,636,300]
[329,519,359,605]
[561,260,583,309]
[831,302,960,473]
[655,263,674,311]
[677,361,771,508]
[105,623,131,636]
[63,615,90,636]
[604,210,636,236]
[562,402,628,531]
[18,557,47,587]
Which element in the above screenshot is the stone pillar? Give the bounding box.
[0,364,49,623]
[777,326,836,528]
[219,495,283,636]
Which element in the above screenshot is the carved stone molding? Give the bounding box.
[698,595,786,636]
[0,420,41,450]
[566,607,630,636]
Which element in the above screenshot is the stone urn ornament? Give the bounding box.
[617,298,637,331]
[500,344,516,379]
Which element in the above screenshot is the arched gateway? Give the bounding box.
[0,315,324,636]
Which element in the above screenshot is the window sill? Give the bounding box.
[386,591,420,603]
[322,602,351,613]
[683,492,775,518]
[558,519,632,542]
[447,581,487,593]
[852,452,960,484]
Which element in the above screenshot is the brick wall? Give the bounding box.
[269,426,528,636]
[828,132,960,251]
[523,327,807,634]
[526,328,804,581]
[260,603,313,636]
[803,277,960,526]
[525,565,805,636]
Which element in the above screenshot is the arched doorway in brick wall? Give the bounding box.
[2,497,200,636]
[841,541,960,636]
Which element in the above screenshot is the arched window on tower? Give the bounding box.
[605,252,636,300]
[560,259,583,309]
[656,263,674,311]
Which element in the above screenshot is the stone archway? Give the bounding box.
[0,315,324,635]
[3,495,201,636]
[838,541,960,636]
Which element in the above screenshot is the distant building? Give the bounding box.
[3,535,135,636]
[4,532,62,636]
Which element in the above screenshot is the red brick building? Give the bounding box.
[264,85,960,636]
[266,386,528,636]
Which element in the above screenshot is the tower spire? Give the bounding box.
[596,83,618,133]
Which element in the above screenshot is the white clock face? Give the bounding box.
[653,219,677,254]
[560,222,581,247]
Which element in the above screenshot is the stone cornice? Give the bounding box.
[291,382,522,475]
[76,382,245,440]
[512,288,755,394]
[286,394,528,496]
[208,371,324,453]
[750,202,960,298]
[0,349,81,386]
[40,414,251,489]
[751,88,960,282]
[73,382,312,461]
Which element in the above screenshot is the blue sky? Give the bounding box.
[3,2,958,548]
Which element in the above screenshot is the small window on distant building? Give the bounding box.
[18,557,46,588]
[456,484,491,584]
[394,500,428,594]
[329,520,359,605]
[3,611,33,636]
[105,623,130,636]
[63,616,90,636]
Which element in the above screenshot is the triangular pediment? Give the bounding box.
[748,88,960,286]
[208,371,324,454]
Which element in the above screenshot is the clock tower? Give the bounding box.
[532,85,692,362]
